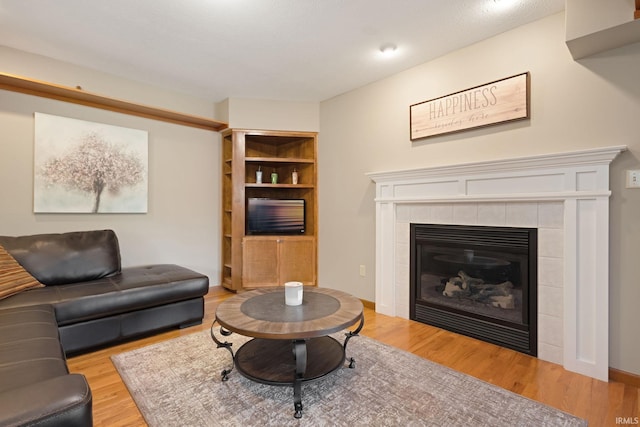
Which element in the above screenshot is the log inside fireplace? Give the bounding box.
[410,223,537,356]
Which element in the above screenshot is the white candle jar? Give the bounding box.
[284,281,303,306]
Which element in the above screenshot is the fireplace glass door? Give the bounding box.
[410,224,537,355]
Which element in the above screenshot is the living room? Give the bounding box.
[1,1,639,425]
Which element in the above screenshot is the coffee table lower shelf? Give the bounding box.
[235,336,345,385]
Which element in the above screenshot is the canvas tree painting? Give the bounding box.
[34,113,148,213]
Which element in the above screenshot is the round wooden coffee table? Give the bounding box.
[211,287,364,418]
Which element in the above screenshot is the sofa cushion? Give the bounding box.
[0,305,68,393]
[0,375,92,427]
[0,244,44,299]
[0,306,92,427]
[0,230,121,286]
[0,264,209,326]
[53,264,209,326]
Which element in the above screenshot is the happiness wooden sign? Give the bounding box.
[410,72,530,140]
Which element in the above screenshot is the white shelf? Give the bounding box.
[566,18,640,59]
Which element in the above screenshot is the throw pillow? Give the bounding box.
[0,244,44,300]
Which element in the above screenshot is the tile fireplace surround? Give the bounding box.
[368,146,626,381]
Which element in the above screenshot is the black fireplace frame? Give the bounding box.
[410,223,538,356]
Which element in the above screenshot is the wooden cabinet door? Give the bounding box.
[243,236,316,288]
[242,237,279,287]
[278,237,316,286]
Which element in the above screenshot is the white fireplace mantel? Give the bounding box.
[368,146,626,381]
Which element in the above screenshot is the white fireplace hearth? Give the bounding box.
[368,146,625,381]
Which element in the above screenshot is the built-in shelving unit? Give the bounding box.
[221,129,318,291]
[0,72,228,131]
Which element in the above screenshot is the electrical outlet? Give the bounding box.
[626,170,640,188]
[359,265,366,277]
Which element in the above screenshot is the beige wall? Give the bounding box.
[318,12,640,375]
[0,47,222,282]
[221,97,320,131]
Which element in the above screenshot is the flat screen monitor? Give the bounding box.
[246,198,305,235]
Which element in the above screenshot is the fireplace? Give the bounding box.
[410,223,537,355]
[368,146,625,381]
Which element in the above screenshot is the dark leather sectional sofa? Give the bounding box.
[0,229,210,427]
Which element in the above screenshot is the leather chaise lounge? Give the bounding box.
[0,229,210,426]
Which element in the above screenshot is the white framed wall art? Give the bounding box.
[34,112,148,213]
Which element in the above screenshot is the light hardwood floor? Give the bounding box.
[67,286,638,426]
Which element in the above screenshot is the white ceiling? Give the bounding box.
[0,0,565,103]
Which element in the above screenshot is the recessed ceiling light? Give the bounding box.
[379,43,397,57]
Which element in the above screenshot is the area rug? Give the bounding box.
[111,330,586,426]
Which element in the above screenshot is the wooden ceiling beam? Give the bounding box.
[0,72,228,132]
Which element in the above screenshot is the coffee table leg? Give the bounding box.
[293,339,307,418]
[343,312,364,368]
[210,317,235,381]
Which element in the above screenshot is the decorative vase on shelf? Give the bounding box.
[256,166,262,184]
[271,171,278,184]
[292,168,298,185]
